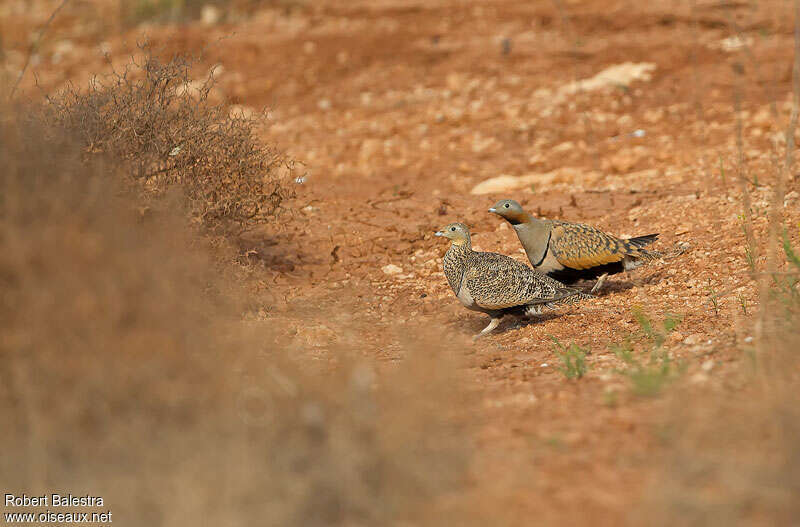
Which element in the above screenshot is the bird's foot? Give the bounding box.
[590,273,609,294]
[524,304,544,317]
[473,317,501,340]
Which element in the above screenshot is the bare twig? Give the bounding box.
[8,0,70,100]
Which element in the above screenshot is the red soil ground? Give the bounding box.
[5,0,800,523]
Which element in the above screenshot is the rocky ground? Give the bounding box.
[4,0,800,524]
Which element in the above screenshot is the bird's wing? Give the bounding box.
[464,253,576,310]
[549,222,639,270]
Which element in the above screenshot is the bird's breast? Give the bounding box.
[536,248,564,274]
[515,224,551,267]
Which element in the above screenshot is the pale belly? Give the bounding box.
[456,283,476,308]
[456,283,487,313]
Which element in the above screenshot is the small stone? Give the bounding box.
[683,334,703,346]
[470,174,525,195]
[617,114,634,128]
[712,35,752,52]
[470,172,561,195]
[644,108,664,123]
[52,40,74,63]
[201,5,221,26]
[296,324,338,348]
[752,107,772,128]
[552,141,574,153]
[527,152,545,166]
[605,147,645,173]
[382,264,403,275]
[359,139,381,167]
[446,72,464,91]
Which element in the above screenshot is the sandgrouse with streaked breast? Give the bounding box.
[435,222,591,338]
[489,199,661,293]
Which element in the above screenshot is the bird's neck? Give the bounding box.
[447,238,472,258]
[443,239,472,293]
[506,212,537,226]
[450,237,471,249]
[445,238,472,262]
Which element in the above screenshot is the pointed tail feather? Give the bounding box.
[544,288,594,308]
[628,233,659,248]
[524,288,592,316]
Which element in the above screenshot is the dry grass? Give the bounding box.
[41,46,294,232]
[637,309,800,526]
[0,112,471,525]
[638,219,800,524]
[636,4,800,523]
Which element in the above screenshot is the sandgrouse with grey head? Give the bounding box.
[435,222,591,338]
[489,199,661,293]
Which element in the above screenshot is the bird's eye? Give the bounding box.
[504,203,510,208]
[450,226,456,231]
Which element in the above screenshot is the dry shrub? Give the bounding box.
[42,47,293,232]
[0,116,470,525]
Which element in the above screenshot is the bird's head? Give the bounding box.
[488,199,528,225]
[434,222,471,245]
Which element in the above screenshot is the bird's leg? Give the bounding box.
[474,316,502,340]
[591,273,609,294]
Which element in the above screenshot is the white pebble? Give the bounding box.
[382,264,403,275]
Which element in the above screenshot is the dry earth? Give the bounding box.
[4,0,800,524]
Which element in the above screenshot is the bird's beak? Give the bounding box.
[434,231,444,237]
[488,207,497,213]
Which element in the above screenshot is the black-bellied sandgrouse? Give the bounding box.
[435,222,591,338]
[489,199,660,293]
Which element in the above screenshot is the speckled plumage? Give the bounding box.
[489,199,661,291]
[548,221,660,270]
[436,223,590,337]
